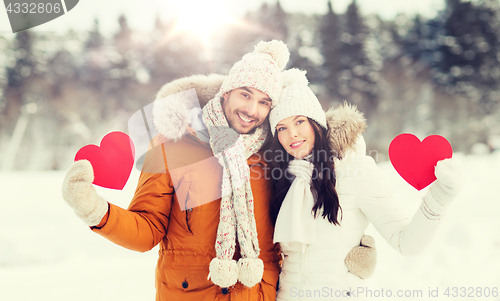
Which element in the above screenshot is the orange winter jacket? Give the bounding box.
[91,131,280,301]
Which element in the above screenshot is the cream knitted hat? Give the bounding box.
[219,40,289,105]
[269,69,327,134]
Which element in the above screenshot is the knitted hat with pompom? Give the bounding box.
[269,68,327,134]
[219,40,289,105]
[205,40,290,290]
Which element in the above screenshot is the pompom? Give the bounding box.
[208,258,239,288]
[237,258,264,288]
[360,235,376,248]
[282,68,308,88]
[254,40,290,70]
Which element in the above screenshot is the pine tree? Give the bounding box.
[435,0,500,113]
[85,19,104,49]
[115,14,132,52]
[254,1,288,41]
[113,15,136,83]
[81,19,112,120]
[338,0,379,115]
[319,0,341,100]
[2,31,36,131]
[111,14,141,111]
[288,35,318,82]
[272,1,288,41]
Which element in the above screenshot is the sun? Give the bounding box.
[171,0,236,39]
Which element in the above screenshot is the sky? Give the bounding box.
[0,0,446,36]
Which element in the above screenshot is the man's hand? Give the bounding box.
[62,160,108,226]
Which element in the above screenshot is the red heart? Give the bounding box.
[74,131,135,190]
[389,134,452,190]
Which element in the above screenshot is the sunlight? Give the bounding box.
[171,0,236,38]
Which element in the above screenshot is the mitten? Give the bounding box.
[345,235,377,279]
[62,160,108,226]
[426,158,463,207]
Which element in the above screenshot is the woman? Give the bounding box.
[267,69,462,300]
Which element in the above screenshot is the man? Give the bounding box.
[62,40,375,301]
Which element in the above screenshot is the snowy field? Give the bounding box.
[1,153,499,300]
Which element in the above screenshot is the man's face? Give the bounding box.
[222,87,272,134]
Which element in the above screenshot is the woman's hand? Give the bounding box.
[345,235,377,279]
[428,158,463,206]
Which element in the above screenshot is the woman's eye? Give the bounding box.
[242,93,250,98]
[259,101,269,106]
[297,120,305,125]
[277,127,286,132]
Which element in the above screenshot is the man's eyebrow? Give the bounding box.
[240,87,253,94]
[240,87,272,102]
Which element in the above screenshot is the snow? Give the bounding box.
[1,153,499,300]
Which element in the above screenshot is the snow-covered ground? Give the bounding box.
[1,153,499,300]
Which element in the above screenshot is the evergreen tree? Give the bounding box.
[255,1,288,41]
[394,15,425,61]
[288,35,319,83]
[111,14,141,111]
[272,1,288,41]
[81,19,112,120]
[83,18,107,88]
[115,14,132,52]
[113,14,136,83]
[2,31,36,131]
[220,12,260,73]
[85,19,104,49]
[434,0,500,113]
[320,0,341,99]
[338,0,379,115]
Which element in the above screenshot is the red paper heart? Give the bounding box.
[74,131,135,190]
[389,134,453,190]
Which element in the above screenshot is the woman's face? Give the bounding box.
[276,115,315,159]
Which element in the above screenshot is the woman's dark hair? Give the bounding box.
[268,117,341,226]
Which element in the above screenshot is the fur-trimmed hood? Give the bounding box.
[153,74,225,142]
[326,103,367,159]
[152,74,367,156]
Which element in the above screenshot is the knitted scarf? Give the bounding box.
[202,95,268,288]
[273,157,316,253]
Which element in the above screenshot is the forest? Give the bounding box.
[1,0,499,170]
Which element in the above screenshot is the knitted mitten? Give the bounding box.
[62,160,108,226]
[426,158,463,207]
[345,235,377,279]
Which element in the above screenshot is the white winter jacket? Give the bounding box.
[276,105,448,301]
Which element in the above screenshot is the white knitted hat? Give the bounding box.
[219,40,290,106]
[269,69,327,134]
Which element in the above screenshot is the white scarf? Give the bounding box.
[273,157,317,253]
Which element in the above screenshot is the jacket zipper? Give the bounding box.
[185,199,192,233]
